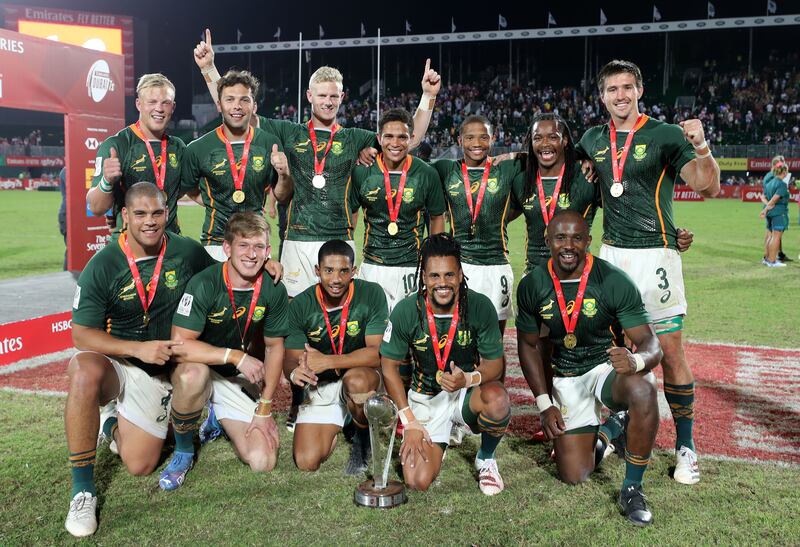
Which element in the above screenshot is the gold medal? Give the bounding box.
[162,190,168,202]
[387,221,399,236]
[563,333,577,349]
[232,190,245,203]
[435,370,444,384]
[142,312,150,326]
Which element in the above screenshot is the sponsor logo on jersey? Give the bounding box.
[566,300,575,314]
[457,330,471,347]
[557,193,571,209]
[208,306,228,324]
[307,325,323,342]
[593,146,609,162]
[581,298,597,317]
[346,320,361,336]
[164,270,178,289]
[365,187,381,201]
[252,306,266,322]
[486,178,499,194]
[131,154,147,172]
[401,187,415,204]
[86,59,115,103]
[632,144,647,161]
[331,141,344,155]
[211,158,227,175]
[118,279,136,301]
[293,139,311,153]
[252,156,265,172]
[177,293,193,316]
[234,306,246,319]
[412,333,430,351]
[169,152,178,168]
[539,298,554,319]
[448,181,462,192]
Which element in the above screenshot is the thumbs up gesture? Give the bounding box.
[103,147,122,184]
[270,143,289,176]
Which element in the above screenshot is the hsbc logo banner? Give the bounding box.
[85,137,99,150]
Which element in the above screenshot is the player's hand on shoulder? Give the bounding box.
[679,119,706,147]
[103,147,122,184]
[356,146,377,167]
[676,228,694,253]
[263,258,283,284]
[607,346,637,376]
[270,144,290,176]
[580,158,597,182]
[540,406,565,440]
[136,340,183,366]
[193,28,215,70]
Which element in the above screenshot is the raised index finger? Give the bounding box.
[424,58,431,74]
[205,28,212,45]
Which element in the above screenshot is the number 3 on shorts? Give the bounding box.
[655,267,671,304]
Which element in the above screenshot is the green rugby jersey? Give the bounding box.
[72,232,215,376]
[285,279,388,383]
[172,262,290,377]
[349,156,445,267]
[433,159,521,266]
[258,117,378,241]
[381,290,504,396]
[516,256,649,377]
[91,126,186,234]
[577,116,695,249]
[180,126,281,245]
[511,164,600,271]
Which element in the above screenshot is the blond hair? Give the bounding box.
[224,212,270,244]
[136,73,176,98]
[308,66,343,89]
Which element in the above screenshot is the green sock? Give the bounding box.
[598,412,624,445]
[622,449,651,489]
[102,416,118,440]
[664,382,695,451]
[476,411,511,460]
[171,408,203,454]
[69,448,97,497]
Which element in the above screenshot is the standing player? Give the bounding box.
[578,60,720,484]
[64,183,214,537]
[193,29,441,296]
[760,159,791,267]
[162,213,289,490]
[284,240,388,474]
[88,74,186,235]
[433,115,521,333]
[180,70,293,261]
[349,108,446,310]
[517,211,662,526]
[381,234,511,495]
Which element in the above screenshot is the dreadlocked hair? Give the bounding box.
[414,233,474,363]
[521,112,578,202]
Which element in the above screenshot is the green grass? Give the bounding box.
[3,192,795,347]
[1,391,798,545]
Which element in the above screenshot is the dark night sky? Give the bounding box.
[4,0,800,121]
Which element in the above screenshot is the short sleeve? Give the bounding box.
[515,272,543,334]
[660,124,696,174]
[609,270,650,329]
[285,295,310,350]
[474,296,503,360]
[380,300,412,361]
[348,166,367,213]
[422,163,446,216]
[72,259,110,329]
[364,284,389,336]
[180,143,202,194]
[351,127,379,152]
[263,282,290,338]
[171,274,209,333]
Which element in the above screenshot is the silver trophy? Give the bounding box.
[353,393,407,508]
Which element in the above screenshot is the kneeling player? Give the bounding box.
[165,212,289,489]
[285,240,388,473]
[517,210,662,526]
[381,234,511,495]
[65,183,214,536]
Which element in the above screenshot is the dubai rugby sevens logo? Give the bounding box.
[86,60,115,103]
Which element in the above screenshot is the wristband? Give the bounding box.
[535,394,555,413]
[695,149,712,159]
[398,406,415,426]
[632,353,646,373]
[98,177,113,193]
[258,397,272,404]
[223,348,231,365]
[418,93,436,111]
[692,139,708,150]
[289,368,298,384]
[466,370,482,388]
[235,353,247,370]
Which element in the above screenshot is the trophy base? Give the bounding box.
[354,479,407,508]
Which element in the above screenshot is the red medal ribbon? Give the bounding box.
[609,114,647,183]
[377,154,413,225]
[222,261,264,350]
[118,233,167,321]
[461,158,492,227]
[216,125,254,193]
[129,121,168,192]
[547,253,594,339]
[307,120,339,177]
[425,297,460,373]
[315,282,354,355]
[535,162,566,227]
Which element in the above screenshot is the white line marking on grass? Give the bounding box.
[0,349,75,375]
[1,386,66,397]
[687,338,800,352]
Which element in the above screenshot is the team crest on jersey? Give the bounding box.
[208,306,228,324]
[211,157,228,175]
[252,156,265,172]
[457,330,472,347]
[118,279,136,301]
[633,144,647,161]
[593,147,608,162]
[539,298,554,319]
[412,333,430,351]
[401,187,415,204]
[293,139,311,153]
[346,321,361,336]
[365,187,381,202]
[169,153,178,168]
[164,270,178,289]
[486,178,499,194]
[331,141,344,155]
[252,306,266,322]
[581,298,597,317]
[307,325,323,342]
[131,154,147,172]
[557,193,571,209]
